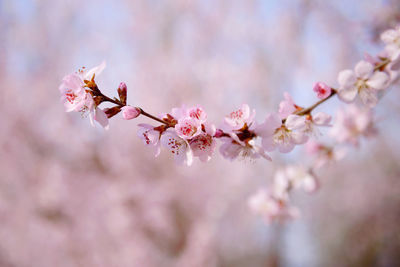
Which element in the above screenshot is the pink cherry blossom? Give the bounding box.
[337,60,389,107]
[137,123,161,157]
[222,104,255,131]
[256,113,308,153]
[306,141,347,169]
[92,108,109,130]
[303,112,332,137]
[79,61,106,81]
[330,105,377,146]
[170,105,189,121]
[219,136,271,161]
[189,134,216,162]
[59,62,108,129]
[381,26,400,62]
[160,130,193,166]
[187,105,207,123]
[174,118,202,140]
[313,82,332,99]
[274,165,319,194]
[121,106,141,120]
[278,92,297,119]
[248,189,299,223]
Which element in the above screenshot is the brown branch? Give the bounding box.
[294,89,337,116]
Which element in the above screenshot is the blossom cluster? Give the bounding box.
[248,26,397,223]
[59,26,400,224]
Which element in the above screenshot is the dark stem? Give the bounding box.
[102,95,123,107]
[139,108,170,125]
[99,92,170,126]
[374,58,390,71]
[99,58,391,128]
[295,89,337,116]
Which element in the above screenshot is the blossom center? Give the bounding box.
[65,90,77,104]
[273,127,291,144]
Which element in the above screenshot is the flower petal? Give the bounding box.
[381,29,399,44]
[94,108,109,130]
[84,61,106,80]
[291,131,308,145]
[255,113,282,137]
[278,142,295,153]
[261,136,276,152]
[366,71,388,90]
[312,112,332,126]
[355,61,373,79]
[253,146,272,161]
[285,115,306,130]
[359,89,378,107]
[338,87,358,103]
[338,69,356,88]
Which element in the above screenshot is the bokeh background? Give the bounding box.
[1,0,400,266]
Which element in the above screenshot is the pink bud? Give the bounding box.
[118,82,127,92]
[118,82,127,105]
[121,106,141,120]
[313,82,331,99]
[214,129,224,138]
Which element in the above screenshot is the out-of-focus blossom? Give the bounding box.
[381,26,400,62]
[121,106,141,120]
[248,189,299,223]
[219,137,271,161]
[303,112,332,137]
[160,129,193,166]
[313,82,332,99]
[274,165,319,194]
[330,105,377,146]
[278,92,298,119]
[306,141,347,169]
[256,113,308,153]
[337,60,389,107]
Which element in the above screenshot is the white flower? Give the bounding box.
[256,113,308,153]
[381,27,400,61]
[274,165,319,194]
[337,61,389,107]
[59,61,109,129]
[160,130,193,166]
[330,105,376,146]
[248,189,299,223]
[222,104,256,131]
[137,123,161,157]
[303,112,332,137]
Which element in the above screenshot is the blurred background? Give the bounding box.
[1,0,400,266]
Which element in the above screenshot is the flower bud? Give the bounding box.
[121,106,141,120]
[118,82,127,91]
[313,82,331,99]
[214,129,224,138]
[118,82,127,105]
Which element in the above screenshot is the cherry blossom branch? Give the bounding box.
[287,58,390,119]
[139,108,171,126]
[93,86,171,126]
[59,25,400,223]
[294,89,337,116]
